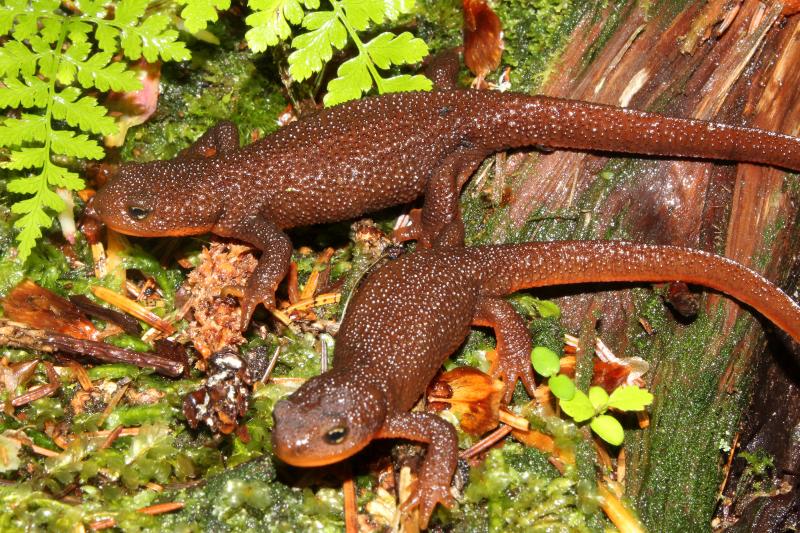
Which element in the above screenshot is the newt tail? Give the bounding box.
[471,91,800,171]
[473,241,800,342]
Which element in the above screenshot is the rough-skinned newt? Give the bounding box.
[270,241,800,528]
[89,89,800,329]
[90,90,800,329]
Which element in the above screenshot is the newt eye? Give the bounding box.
[323,426,348,444]
[127,206,150,220]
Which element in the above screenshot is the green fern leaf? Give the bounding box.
[383,0,415,21]
[288,11,347,81]
[52,88,117,135]
[114,0,149,26]
[11,184,63,212]
[324,54,372,106]
[0,10,14,36]
[13,207,57,261]
[340,0,384,31]
[177,0,231,33]
[0,114,48,146]
[1,0,193,260]
[365,31,428,68]
[3,147,47,170]
[94,24,120,52]
[12,13,39,41]
[0,77,49,108]
[75,52,140,92]
[245,0,318,52]
[370,73,431,93]
[50,129,104,159]
[66,20,92,43]
[0,40,38,78]
[45,163,84,190]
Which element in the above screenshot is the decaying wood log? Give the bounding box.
[473,1,800,529]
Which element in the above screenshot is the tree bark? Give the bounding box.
[467,1,800,529]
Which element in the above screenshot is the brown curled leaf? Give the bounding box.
[463,0,504,84]
[3,280,100,340]
[427,366,504,435]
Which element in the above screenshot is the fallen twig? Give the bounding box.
[0,318,184,377]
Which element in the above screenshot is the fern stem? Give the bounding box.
[331,0,386,94]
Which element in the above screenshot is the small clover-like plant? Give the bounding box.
[0,0,190,260]
[245,0,432,106]
[531,346,654,446]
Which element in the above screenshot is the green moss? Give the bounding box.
[624,301,754,530]
[160,460,344,531]
[121,38,286,163]
[497,0,596,93]
[442,443,606,531]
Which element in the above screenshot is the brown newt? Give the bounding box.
[89,89,800,329]
[270,240,800,528]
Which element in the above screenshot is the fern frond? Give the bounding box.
[1,1,192,260]
[248,0,431,106]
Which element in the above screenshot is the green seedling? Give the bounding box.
[531,345,654,446]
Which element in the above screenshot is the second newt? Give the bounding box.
[270,240,800,528]
[89,89,800,329]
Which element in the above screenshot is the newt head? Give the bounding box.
[89,159,223,237]
[271,373,386,467]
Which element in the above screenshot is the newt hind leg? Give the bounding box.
[419,150,485,248]
[177,120,240,159]
[472,297,536,402]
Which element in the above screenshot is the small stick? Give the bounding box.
[91,286,175,334]
[459,424,513,459]
[98,378,130,428]
[287,262,300,304]
[284,293,341,313]
[70,294,142,335]
[67,361,93,391]
[717,432,740,500]
[10,383,60,407]
[320,338,328,373]
[99,425,123,450]
[342,467,358,533]
[0,318,185,377]
[498,407,529,431]
[89,518,116,530]
[597,481,645,533]
[6,435,60,457]
[78,427,140,440]
[138,502,185,515]
[89,502,185,531]
[260,347,281,383]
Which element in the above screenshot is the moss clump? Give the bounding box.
[160,460,344,532]
[625,298,755,530]
[442,443,605,531]
[121,26,286,163]
[497,0,595,93]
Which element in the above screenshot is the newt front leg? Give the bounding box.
[377,412,459,529]
[214,213,292,330]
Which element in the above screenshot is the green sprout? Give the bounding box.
[0,0,190,260]
[531,346,654,446]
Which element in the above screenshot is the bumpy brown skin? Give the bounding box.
[90,89,800,329]
[271,241,800,528]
